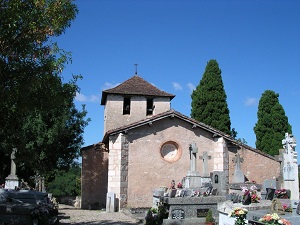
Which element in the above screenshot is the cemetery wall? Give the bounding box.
[81,144,108,209]
[124,117,219,208]
[228,147,280,184]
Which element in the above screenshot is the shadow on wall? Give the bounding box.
[81,143,108,210]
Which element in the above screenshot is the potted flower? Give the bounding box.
[229,207,248,225]
[205,209,215,225]
[259,213,291,225]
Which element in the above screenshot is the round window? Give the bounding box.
[160,141,181,162]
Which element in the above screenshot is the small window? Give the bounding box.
[123,97,130,115]
[147,98,154,115]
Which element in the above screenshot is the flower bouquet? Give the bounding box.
[177,182,183,188]
[283,204,293,212]
[259,213,291,225]
[229,207,248,225]
[275,189,289,199]
[241,185,260,204]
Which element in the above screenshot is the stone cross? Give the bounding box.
[202,151,210,177]
[282,133,297,154]
[10,148,17,177]
[234,153,243,170]
[282,133,297,181]
[232,153,245,183]
[31,174,46,192]
[189,143,198,172]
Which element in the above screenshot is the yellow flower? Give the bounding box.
[271,213,280,220]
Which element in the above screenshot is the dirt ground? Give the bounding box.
[58,204,144,225]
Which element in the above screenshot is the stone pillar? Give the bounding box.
[107,133,128,211]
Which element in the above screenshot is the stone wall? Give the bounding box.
[103,95,171,133]
[106,118,281,209]
[228,146,280,184]
[122,118,220,208]
[81,143,108,209]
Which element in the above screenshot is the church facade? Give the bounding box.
[81,75,281,210]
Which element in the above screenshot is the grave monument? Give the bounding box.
[185,143,202,188]
[232,153,244,183]
[5,148,20,189]
[281,133,299,208]
[160,143,226,225]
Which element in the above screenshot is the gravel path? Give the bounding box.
[58,204,144,225]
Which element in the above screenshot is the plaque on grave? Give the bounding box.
[242,193,251,205]
[171,209,185,219]
[197,208,209,217]
[265,188,276,200]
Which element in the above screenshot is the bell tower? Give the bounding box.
[101,75,175,134]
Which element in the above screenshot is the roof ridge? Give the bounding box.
[101,75,175,105]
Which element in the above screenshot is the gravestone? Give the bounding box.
[212,171,226,196]
[186,143,202,188]
[5,148,19,189]
[31,175,46,192]
[153,188,165,208]
[201,151,210,177]
[281,133,299,208]
[232,153,244,183]
[106,192,116,212]
[261,179,277,200]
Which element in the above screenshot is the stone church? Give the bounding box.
[81,75,281,210]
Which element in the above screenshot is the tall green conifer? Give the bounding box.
[191,60,231,134]
[254,90,292,155]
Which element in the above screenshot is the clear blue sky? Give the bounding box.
[56,0,300,160]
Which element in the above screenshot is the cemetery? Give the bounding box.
[144,133,300,225]
[0,148,59,225]
[1,86,299,225]
[79,75,300,225]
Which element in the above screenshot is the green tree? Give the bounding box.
[254,90,292,156]
[47,162,81,197]
[0,0,89,180]
[191,59,231,134]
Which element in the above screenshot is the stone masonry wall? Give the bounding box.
[123,117,219,208]
[228,147,280,184]
[103,94,170,133]
[81,145,108,209]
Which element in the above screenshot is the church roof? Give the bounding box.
[102,109,278,161]
[101,75,175,105]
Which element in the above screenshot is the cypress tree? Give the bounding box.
[254,90,292,156]
[191,59,231,135]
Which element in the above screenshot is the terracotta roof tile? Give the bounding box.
[101,75,175,105]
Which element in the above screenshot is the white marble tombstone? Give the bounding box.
[281,133,299,208]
